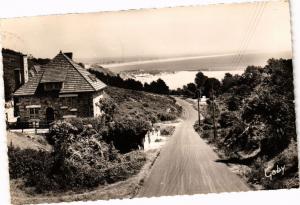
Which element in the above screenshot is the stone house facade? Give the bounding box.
[2,48,29,101]
[13,51,106,126]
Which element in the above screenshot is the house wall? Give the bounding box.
[92,90,105,117]
[16,92,96,123]
[2,51,26,101]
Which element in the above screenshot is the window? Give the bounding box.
[43,82,62,91]
[61,97,77,108]
[29,108,39,119]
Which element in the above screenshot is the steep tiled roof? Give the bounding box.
[40,53,68,83]
[61,53,106,92]
[14,51,106,96]
[14,70,44,96]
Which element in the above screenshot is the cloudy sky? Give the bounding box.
[0,0,292,61]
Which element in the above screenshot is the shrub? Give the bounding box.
[10,121,147,193]
[157,113,177,121]
[226,96,240,111]
[8,146,58,192]
[104,116,151,152]
[106,151,146,183]
[246,141,299,190]
[160,126,175,136]
[8,146,54,179]
[219,111,238,128]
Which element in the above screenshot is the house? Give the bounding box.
[2,48,30,101]
[13,51,107,127]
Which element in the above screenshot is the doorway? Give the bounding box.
[46,107,55,123]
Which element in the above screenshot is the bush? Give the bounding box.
[106,151,146,183]
[246,141,299,189]
[10,121,147,193]
[219,112,238,128]
[160,126,175,136]
[104,116,151,152]
[8,146,54,179]
[226,96,240,111]
[157,113,177,121]
[8,146,58,193]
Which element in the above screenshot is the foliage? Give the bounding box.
[195,71,208,88]
[9,122,147,193]
[104,86,182,124]
[196,58,298,189]
[8,146,54,180]
[160,126,176,136]
[218,111,238,128]
[203,77,221,98]
[172,71,221,98]
[226,96,240,111]
[144,78,170,94]
[8,146,57,193]
[88,69,169,94]
[157,113,177,121]
[104,116,151,152]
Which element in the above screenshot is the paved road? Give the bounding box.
[138,98,250,197]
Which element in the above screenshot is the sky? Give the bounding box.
[0,0,292,62]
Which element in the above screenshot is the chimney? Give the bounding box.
[22,55,29,84]
[64,52,73,59]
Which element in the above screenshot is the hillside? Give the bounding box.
[195,58,298,190]
[89,64,115,76]
[104,86,182,123]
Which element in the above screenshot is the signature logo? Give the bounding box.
[264,165,285,180]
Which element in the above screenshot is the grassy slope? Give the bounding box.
[104,86,182,122]
[7,132,51,152]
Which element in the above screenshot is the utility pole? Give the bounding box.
[197,88,202,127]
[211,85,217,139]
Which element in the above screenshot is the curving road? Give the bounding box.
[137,98,250,197]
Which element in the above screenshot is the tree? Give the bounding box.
[195,71,208,88]
[156,78,170,94]
[239,65,262,89]
[88,69,170,95]
[221,73,236,93]
[203,78,221,98]
[124,78,143,90]
[182,83,197,98]
[146,78,169,94]
[78,62,85,68]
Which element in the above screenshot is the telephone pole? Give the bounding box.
[211,86,217,139]
[197,88,202,127]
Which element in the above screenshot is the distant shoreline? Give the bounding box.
[85,51,291,73]
[121,70,245,90]
[99,53,236,68]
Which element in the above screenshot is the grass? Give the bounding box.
[6,131,52,152]
[105,86,182,123]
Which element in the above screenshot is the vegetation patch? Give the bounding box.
[8,86,182,197]
[104,86,182,124]
[160,126,176,136]
[194,59,298,190]
[8,122,146,194]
